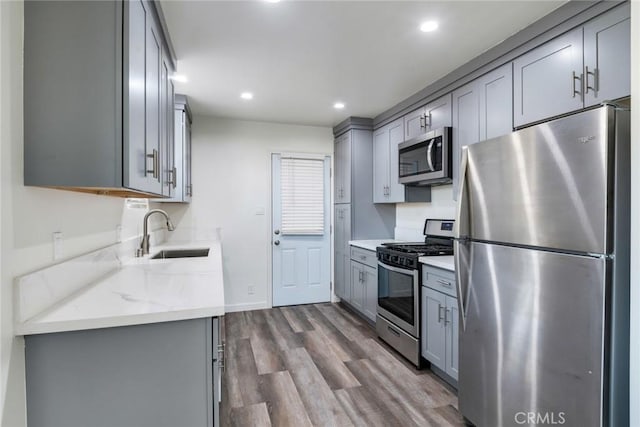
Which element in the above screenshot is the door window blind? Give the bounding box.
[281,157,325,235]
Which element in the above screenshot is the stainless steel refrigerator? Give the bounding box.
[454,105,629,427]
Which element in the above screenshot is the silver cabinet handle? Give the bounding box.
[172,166,177,189]
[437,304,444,323]
[444,308,451,325]
[167,166,177,188]
[274,240,280,246]
[572,71,583,100]
[419,114,425,130]
[425,112,432,129]
[585,66,598,95]
[146,149,159,179]
[359,270,363,282]
[436,279,452,287]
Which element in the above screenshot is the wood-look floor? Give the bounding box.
[221,303,465,427]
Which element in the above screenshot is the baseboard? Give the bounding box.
[224,301,270,313]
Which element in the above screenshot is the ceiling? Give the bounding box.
[161,1,565,127]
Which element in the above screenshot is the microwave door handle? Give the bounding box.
[426,139,435,172]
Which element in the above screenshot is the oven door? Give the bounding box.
[377,261,419,337]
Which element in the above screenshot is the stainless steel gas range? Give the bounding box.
[376,219,454,366]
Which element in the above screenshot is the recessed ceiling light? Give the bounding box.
[241,92,254,100]
[420,21,439,33]
[333,102,345,110]
[170,74,188,83]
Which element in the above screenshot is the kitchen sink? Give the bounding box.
[150,248,210,260]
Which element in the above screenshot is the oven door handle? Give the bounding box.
[377,261,415,276]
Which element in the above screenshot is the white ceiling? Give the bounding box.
[161,1,565,127]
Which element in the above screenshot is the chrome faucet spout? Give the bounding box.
[137,209,175,257]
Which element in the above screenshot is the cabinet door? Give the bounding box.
[583,4,630,107]
[363,264,378,322]
[425,94,452,131]
[144,17,163,194]
[373,127,389,203]
[125,0,156,193]
[452,82,480,200]
[334,205,345,299]
[350,262,364,312]
[445,295,459,381]
[160,53,173,197]
[479,63,513,140]
[421,287,446,371]
[404,107,426,141]
[386,118,406,203]
[513,28,583,127]
[334,133,352,204]
[184,113,193,201]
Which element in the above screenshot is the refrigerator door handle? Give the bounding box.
[453,239,467,331]
[454,146,469,239]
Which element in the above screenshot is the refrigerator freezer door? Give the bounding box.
[457,241,606,427]
[459,106,614,254]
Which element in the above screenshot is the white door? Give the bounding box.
[272,154,331,306]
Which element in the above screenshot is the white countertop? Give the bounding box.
[419,255,455,272]
[15,241,225,335]
[349,239,406,252]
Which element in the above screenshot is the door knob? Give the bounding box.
[274,230,280,235]
[274,240,280,246]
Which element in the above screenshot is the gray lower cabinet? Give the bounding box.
[158,95,193,203]
[334,204,352,302]
[25,317,223,427]
[349,246,378,322]
[421,265,458,382]
[452,63,512,199]
[514,3,630,127]
[24,0,176,197]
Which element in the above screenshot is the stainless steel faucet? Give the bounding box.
[136,209,175,257]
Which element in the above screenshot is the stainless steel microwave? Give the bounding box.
[398,127,452,186]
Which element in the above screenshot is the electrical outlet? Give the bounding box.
[52,232,63,260]
[248,285,255,295]
[116,224,123,243]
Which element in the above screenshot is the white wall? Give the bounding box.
[1,3,153,425]
[629,0,639,421]
[156,116,333,312]
[395,186,456,240]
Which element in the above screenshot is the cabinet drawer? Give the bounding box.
[350,247,377,269]
[422,265,456,298]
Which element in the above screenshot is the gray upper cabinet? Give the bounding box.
[334,133,352,204]
[403,94,452,141]
[158,95,193,203]
[513,27,583,127]
[373,118,405,203]
[583,3,630,107]
[452,64,512,199]
[514,3,630,127]
[24,0,176,197]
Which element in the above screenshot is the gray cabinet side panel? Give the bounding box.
[351,129,395,239]
[25,319,211,427]
[24,1,121,187]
